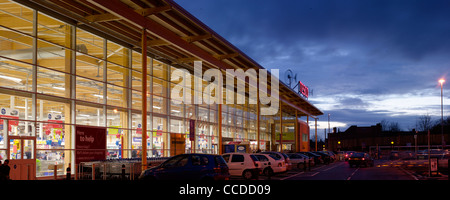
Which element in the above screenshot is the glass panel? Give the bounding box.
[0,2,33,34]
[152,96,167,114]
[107,128,122,156]
[153,78,166,97]
[170,100,183,117]
[106,40,124,66]
[75,76,104,103]
[75,104,104,126]
[0,95,32,122]
[170,119,183,134]
[36,121,64,149]
[36,149,67,177]
[37,67,66,97]
[36,99,66,122]
[131,51,151,74]
[0,150,6,162]
[153,60,167,80]
[106,84,125,107]
[107,62,126,87]
[76,55,104,82]
[0,28,33,64]
[37,39,67,73]
[76,28,104,59]
[23,139,34,159]
[131,71,142,91]
[37,12,67,47]
[9,139,21,159]
[0,57,33,91]
[131,90,142,111]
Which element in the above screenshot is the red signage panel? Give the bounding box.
[75,125,107,164]
[298,81,309,98]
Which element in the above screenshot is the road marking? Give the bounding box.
[280,171,305,180]
[398,166,419,180]
[346,167,359,180]
[308,172,320,176]
[321,162,345,171]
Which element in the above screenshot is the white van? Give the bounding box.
[222,153,261,180]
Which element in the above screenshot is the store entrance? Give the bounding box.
[7,137,36,180]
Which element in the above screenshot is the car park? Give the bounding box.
[253,153,286,175]
[138,153,230,180]
[348,152,374,168]
[222,153,261,180]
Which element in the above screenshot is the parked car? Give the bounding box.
[298,152,322,165]
[348,152,374,168]
[389,151,400,160]
[287,153,311,169]
[261,151,291,171]
[222,153,261,180]
[321,151,337,162]
[314,151,332,164]
[139,153,230,180]
[253,153,286,175]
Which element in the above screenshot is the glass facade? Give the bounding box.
[0,0,314,179]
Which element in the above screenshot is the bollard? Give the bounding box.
[303,160,307,171]
[92,163,95,180]
[66,164,71,180]
[54,165,57,180]
[121,164,126,180]
[308,159,311,171]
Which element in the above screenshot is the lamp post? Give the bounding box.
[439,79,445,148]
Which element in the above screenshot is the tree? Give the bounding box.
[415,114,433,132]
[388,122,401,132]
[380,119,402,132]
[380,119,390,131]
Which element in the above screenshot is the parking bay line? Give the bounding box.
[280,171,305,180]
[346,167,360,180]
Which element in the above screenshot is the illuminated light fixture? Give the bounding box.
[79,114,90,117]
[171,110,181,113]
[93,94,104,98]
[113,108,118,113]
[439,78,445,85]
[52,86,65,91]
[153,106,161,109]
[0,75,22,83]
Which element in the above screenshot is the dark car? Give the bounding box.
[297,152,322,165]
[139,153,230,180]
[313,151,332,164]
[348,152,374,168]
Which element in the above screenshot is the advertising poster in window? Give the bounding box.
[75,125,106,164]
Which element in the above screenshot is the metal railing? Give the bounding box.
[77,157,168,180]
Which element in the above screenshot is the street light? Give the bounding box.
[439,78,445,148]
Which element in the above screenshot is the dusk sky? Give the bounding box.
[175,0,450,137]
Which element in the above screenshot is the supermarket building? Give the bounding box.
[0,0,323,179]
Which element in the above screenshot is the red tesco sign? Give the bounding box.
[298,81,309,98]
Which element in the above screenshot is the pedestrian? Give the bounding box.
[0,159,11,180]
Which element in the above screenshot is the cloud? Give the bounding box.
[175,0,450,131]
[337,97,370,109]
